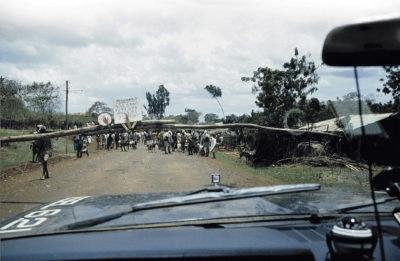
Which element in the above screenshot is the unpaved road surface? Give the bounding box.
[1,144,275,222]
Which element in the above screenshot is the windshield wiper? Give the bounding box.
[64,184,320,230]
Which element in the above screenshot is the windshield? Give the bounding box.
[1,0,399,235]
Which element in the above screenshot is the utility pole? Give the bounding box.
[65,80,69,154]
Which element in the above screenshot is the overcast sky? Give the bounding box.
[1,0,399,120]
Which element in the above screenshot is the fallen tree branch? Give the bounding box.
[0,120,175,143]
[0,121,341,144]
[166,123,341,137]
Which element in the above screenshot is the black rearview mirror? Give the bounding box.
[322,18,400,66]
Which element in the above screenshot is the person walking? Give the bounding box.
[82,135,89,157]
[115,132,120,150]
[30,141,39,162]
[76,134,83,158]
[120,132,128,152]
[72,136,79,152]
[107,133,113,151]
[36,125,52,179]
[187,132,194,156]
[163,131,172,154]
[96,134,101,150]
[201,131,210,157]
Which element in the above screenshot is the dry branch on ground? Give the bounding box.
[275,156,369,171]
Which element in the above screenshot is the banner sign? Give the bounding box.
[113,97,142,124]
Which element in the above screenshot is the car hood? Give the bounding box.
[0,187,392,239]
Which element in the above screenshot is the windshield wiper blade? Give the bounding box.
[65,184,320,230]
[326,197,397,214]
[132,184,320,211]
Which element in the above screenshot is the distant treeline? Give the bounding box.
[0,114,97,130]
[1,77,97,130]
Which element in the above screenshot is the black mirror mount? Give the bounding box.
[322,18,400,66]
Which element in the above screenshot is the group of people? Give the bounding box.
[142,129,224,158]
[95,131,140,152]
[88,129,224,158]
[30,126,226,180]
[72,135,90,158]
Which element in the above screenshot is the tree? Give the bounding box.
[302,97,321,127]
[222,113,252,124]
[87,101,112,116]
[204,113,219,123]
[182,108,201,124]
[24,81,60,118]
[144,85,170,119]
[204,85,225,118]
[241,48,319,127]
[0,77,28,122]
[378,66,400,111]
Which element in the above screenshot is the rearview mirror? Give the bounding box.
[322,18,400,66]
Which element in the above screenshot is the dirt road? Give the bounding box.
[0,144,275,222]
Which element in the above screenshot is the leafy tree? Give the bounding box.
[165,109,201,124]
[314,101,334,122]
[144,85,170,119]
[0,77,28,122]
[283,108,305,128]
[223,113,252,124]
[378,66,400,111]
[165,109,202,124]
[241,48,319,127]
[302,97,321,127]
[204,113,219,123]
[183,108,201,124]
[164,114,183,123]
[367,100,397,113]
[24,81,60,118]
[87,101,112,116]
[204,84,225,118]
[223,114,240,124]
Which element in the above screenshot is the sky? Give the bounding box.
[0,0,399,120]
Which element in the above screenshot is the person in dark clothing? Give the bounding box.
[36,125,52,179]
[172,132,177,152]
[107,133,113,151]
[73,136,79,152]
[120,132,128,152]
[96,135,101,150]
[30,141,39,162]
[187,134,194,156]
[115,132,120,149]
[77,135,83,158]
[204,135,210,157]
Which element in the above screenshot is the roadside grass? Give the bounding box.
[0,129,76,169]
[215,151,369,188]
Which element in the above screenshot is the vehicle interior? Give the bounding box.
[1,17,399,261]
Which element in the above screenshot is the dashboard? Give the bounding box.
[2,216,399,260]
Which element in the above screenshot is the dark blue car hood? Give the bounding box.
[0,187,393,239]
